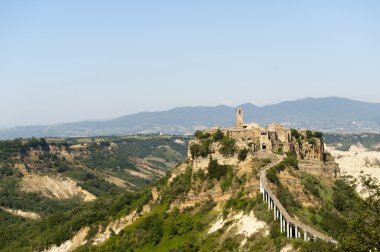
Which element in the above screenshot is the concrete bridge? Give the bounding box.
[259,156,338,244]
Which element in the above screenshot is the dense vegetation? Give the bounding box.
[191,129,236,159]
[219,133,236,156]
[207,158,231,181]
[291,129,323,146]
[0,189,152,251]
[0,135,189,251]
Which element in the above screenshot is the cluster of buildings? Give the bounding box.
[203,108,292,152]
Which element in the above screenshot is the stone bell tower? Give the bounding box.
[236,108,243,128]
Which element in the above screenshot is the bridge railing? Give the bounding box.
[259,155,338,244]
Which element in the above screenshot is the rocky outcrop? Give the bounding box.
[292,139,324,160]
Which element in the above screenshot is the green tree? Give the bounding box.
[194,130,203,139]
[219,135,235,156]
[313,131,324,139]
[338,175,380,251]
[306,130,313,139]
[291,129,300,140]
[208,158,229,180]
[238,148,248,161]
[190,144,201,159]
[212,129,224,142]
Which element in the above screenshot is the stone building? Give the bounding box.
[204,108,292,152]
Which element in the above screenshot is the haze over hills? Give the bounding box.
[1,97,380,139]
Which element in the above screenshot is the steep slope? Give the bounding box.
[1,131,379,251]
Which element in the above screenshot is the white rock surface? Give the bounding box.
[208,211,268,245]
[326,144,380,195]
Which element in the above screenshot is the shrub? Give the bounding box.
[307,138,316,144]
[302,174,321,198]
[135,214,163,245]
[220,167,234,192]
[193,169,206,181]
[284,151,298,169]
[194,130,211,140]
[238,148,248,161]
[276,182,300,210]
[224,190,256,212]
[258,158,271,168]
[291,129,300,140]
[275,147,284,155]
[0,166,14,177]
[199,140,211,157]
[266,167,278,183]
[208,159,229,180]
[190,144,201,159]
[313,131,324,139]
[212,129,224,142]
[164,166,192,202]
[194,130,203,139]
[190,141,211,159]
[219,135,235,156]
[222,238,240,251]
[306,130,313,139]
[198,198,217,214]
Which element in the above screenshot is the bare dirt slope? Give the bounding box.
[21,174,96,202]
[326,144,380,194]
[44,227,90,252]
[0,207,41,220]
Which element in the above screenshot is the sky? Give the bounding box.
[0,1,379,128]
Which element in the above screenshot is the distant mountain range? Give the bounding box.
[1,97,380,139]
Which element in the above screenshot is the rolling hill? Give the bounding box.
[1,97,380,139]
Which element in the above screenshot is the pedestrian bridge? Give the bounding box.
[259,156,338,244]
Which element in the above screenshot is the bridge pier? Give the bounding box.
[295,225,298,238]
[268,197,271,210]
[304,230,308,241]
[275,207,279,220]
[280,213,283,233]
[286,221,290,238]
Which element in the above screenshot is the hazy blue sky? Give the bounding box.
[1,1,379,127]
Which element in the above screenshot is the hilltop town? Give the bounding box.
[189,108,339,179]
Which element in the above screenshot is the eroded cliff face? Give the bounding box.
[15,145,97,202]
[293,140,324,160]
[292,139,340,181]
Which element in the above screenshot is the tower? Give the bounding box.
[236,108,243,128]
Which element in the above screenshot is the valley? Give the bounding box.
[0,129,379,251]
[0,134,188,247]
